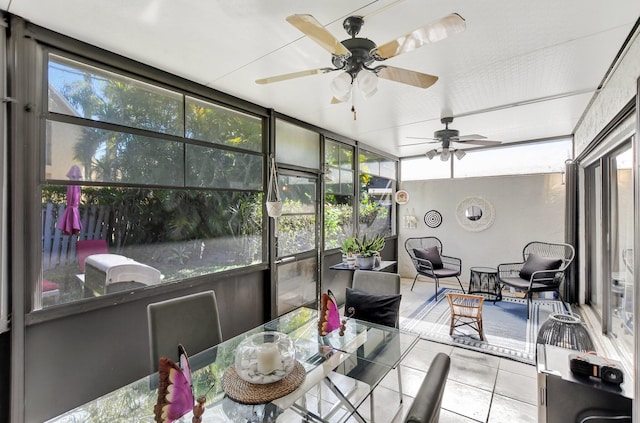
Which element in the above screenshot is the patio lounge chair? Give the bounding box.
[497,241,575,317]
[405,237,464,300]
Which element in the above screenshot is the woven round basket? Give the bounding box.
[222,360,305,405]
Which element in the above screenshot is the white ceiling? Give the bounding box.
[6,0,640,158]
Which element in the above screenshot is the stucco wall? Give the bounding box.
[574,29,640,154]
[397,173,566,287]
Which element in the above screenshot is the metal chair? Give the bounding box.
[497,241,575,317]
[348,270,403,420]
[147,290,223,373]
[352,270,401,296]
[404,352,451,423]
[405,237,464,300]
[351,270,401,328]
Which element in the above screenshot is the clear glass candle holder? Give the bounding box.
[234,331,296,384]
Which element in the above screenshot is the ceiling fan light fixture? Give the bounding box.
[425,149,437,160]
[440,148,451,161]
[454,149,466,160]
[357,70,378,98]
[330,71,352,99]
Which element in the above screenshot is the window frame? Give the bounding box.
[31,43,271,317]
[0,20,7,333]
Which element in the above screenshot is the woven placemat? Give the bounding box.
[222,360,306,405]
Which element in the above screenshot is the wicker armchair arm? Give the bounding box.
[530,269,563,286]
[497,262,523,278]
[441,254,462,270]
[412,257,435,271]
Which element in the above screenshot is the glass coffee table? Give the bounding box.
[468,266,501,302]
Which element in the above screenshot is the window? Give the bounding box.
[41,53,264,309]
[359,150,395,238]
[401,155,450,180]
[455,138,573,178]
[275,119,320,169]
[401,138,573,180]
[324,140,355,250]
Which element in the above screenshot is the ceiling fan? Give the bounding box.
[405,117,502,161]
[256,12,466,103]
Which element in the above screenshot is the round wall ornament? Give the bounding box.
[424,210,442,228]
[395,190,409,204]
[455,197,495,232]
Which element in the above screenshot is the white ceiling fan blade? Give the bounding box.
[400,139,439,147]
[454,139,502,146]
[377,66,438,89]
[406,136,438,141]
[456,134,487,141]
[256,68,333,85]
[286,14,350,57]
[374,13,466,59]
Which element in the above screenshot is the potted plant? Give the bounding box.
[354,235,385,269]
[340,237,359,268]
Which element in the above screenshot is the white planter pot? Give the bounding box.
[356,255,376,270]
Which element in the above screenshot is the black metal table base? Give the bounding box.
[468,267,501,302]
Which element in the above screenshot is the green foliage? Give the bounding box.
[324,200,354,250]
[340,237,358,255]
[354,234,385,257]
[42,185,263,281]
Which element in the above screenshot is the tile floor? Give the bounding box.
[358,278,539,422]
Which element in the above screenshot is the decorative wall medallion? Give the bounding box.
[395,190,409,204]
[424,210,442,228]
[456,197,495,232]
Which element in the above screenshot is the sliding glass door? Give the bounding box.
[586,140,634,363]
[609,146,633,356]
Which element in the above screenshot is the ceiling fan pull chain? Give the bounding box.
[351,90,357,120]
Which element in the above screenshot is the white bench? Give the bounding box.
[83,254,162,296]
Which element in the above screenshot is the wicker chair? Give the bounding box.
[497,241,575,317]
[405,237,464,300]
[446,292,484,341]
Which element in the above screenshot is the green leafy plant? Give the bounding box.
[340,237,359,256]
[354,235,385,258]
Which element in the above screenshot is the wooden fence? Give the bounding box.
[42,203,111,270]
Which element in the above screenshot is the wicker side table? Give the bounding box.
[468,266,501,302]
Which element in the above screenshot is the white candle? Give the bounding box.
[256,342,280,375]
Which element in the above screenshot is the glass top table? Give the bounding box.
[329,260,397,272]
[47,307,419,422]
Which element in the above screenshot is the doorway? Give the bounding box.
[272,170,320,316]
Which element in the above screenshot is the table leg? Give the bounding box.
[322,377,368,423]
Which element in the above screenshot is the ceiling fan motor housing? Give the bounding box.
[434,128,459,140]
[332,37,378,79]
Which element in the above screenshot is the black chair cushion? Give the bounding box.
[345,288,401,328]
[413,247,443,269]
[519,253,562,281]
